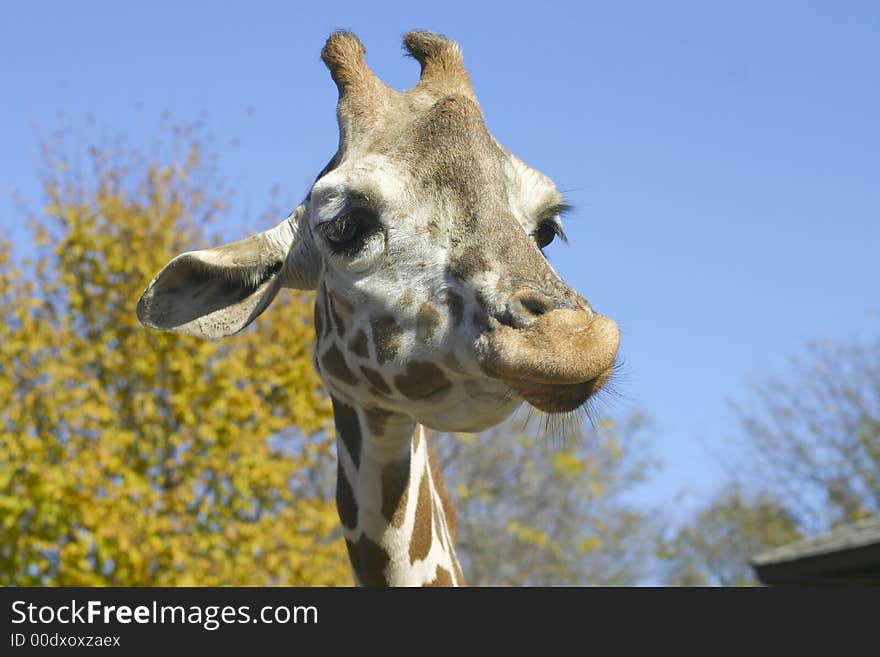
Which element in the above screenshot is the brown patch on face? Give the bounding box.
[409,470,433,564]
[415,301,441,343]
[349,329,369,359]
[447,245,490,281]
[401,290,414,307]
[371,315,402,364]
[444,290,464,327]
[336,464,358,529]
[394,361,452,400]
[345,535,390,588]
[364,406,393,436]
[331,396,361,469]
[381,455,411,526]
[425,566,453,587]
[321,343,360,387]
[360,366,392,395]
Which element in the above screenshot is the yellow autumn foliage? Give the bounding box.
[439,412,656,585]
[506,520,558,554]
[0,132,351,585]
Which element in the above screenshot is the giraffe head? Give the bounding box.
[137,31,619,433]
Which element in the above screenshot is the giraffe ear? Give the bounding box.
[136,206,319,339]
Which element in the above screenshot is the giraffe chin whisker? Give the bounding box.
[508,365,615,415]
[518,360,625,442]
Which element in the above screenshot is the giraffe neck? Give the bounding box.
[331,396,464,586]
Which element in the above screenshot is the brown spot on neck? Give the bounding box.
[401,289,414,307]
[331,396,362,469]
[394,361,451,400]
[336,463,358,529]
[371,315,402,365]
[381,455,411,527]
[345,535,390,587]
[425,565,454,587]
[415,300,441,343]
[409,469,433,564]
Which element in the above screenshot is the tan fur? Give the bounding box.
[403,31,475,99]
[139,30,620,588]
[480,312,620,385]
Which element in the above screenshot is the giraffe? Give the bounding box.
[136,31,620,586]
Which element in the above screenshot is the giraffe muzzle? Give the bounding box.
[477,310,620,411]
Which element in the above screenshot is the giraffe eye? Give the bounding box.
[534,220,563,250]
[319,208,380,256]
[324,217,359,244]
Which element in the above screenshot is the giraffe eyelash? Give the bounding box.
[531,201,571,249]
[533,217,567,251]
[316,208,382,256]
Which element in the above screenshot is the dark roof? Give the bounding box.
[752,516,880,585]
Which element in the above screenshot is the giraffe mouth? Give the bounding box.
[507,366,615,413]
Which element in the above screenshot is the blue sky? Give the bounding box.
[2,1,878,518]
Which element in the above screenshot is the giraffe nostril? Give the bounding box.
[496,289,556,328]
[517,291,552,317]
